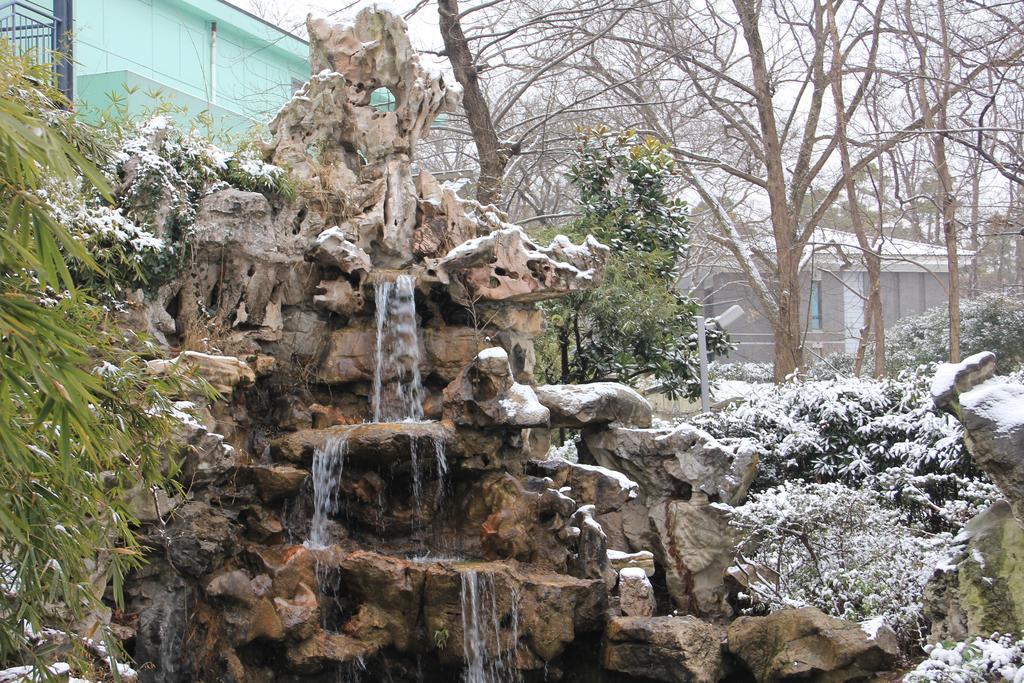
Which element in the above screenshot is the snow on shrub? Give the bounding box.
[903,633,1024,682]
[722,480,955,650]
[48,115,295,296]
[886,294,1024,375]
[710,361,774,384]
[693,373,998,532]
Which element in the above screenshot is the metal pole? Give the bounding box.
[210,21,218,106]
[696,316,710,413]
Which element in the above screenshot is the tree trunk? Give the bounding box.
[733,0,804,381]
[934,0,961,362]
[826,0,885,377]
[438,0,509,207]
[905,0,960,362]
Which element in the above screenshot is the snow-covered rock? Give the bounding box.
[442,347,549,428]
[932,351,1024,523]
[535,382,653,428]
[727,607,898,682]
[432,227,608,305]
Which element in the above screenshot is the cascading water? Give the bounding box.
[460,570,521,683]
[434,439,448,510]
[409,438,423,514]
[371,274,424,423]
[308,435,348,549]
[307,274,444,549]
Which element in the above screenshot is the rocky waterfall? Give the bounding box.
[113,8,912,682]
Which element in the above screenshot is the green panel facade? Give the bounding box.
[71,0,309,136]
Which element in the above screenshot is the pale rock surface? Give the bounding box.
[535,382,653,428]
[146,351,256,395]
[312,278,363,316]
[607,549,656,577]
[618,567,656,617]
[932,352,1024,523]
[306,227,373,276]
[433,227,609,305]
[924,500,1024,641]
[442,347,549,428]
[585,423,758,615]
[251,465,309,503]
[266,9,460,267]
[529,457,639,514]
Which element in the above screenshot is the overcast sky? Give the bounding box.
[226,0,443,49]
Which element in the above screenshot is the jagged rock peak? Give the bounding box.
[271,8,460,168]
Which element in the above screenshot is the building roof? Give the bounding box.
[803,227,974,273]
[807,227,952,258]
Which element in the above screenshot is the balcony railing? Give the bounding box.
[0,0,73,99]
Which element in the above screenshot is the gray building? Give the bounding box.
[687,229,955,365]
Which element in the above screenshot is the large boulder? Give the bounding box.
[442,347,549,428]
[602,616,724,683]
[535,382,653,428]
[584,424,758,615]
[432,227,608,305]
[726,608,898,682]
[924,499,1024,641]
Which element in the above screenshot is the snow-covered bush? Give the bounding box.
[903,633,1024,682]
[693,373,998,532]
[805,351,857,380]
[710,361,774,384]
[51,116,295,297]
[545,438,579,463]
[886,294,1024,375]
[723,481,955,651]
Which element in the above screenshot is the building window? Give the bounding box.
[810,280,822,330]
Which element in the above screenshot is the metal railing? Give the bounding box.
[0,0,72,99]
[0,1,59,67]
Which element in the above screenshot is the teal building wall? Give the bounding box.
[68,0,310,136]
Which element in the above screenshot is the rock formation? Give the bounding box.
[99,8,907,682]
[584,424,759,615]
[927,353,1024,642]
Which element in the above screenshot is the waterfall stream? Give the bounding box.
[460,570,521,683]
[371,274,424,423]
[308,435,348,549]
[308,273,445,547]
[434,438,448,510]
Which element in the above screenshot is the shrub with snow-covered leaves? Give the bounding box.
[70,116,295,294]
[710,361,774,384]
[723,481,955,651]
[693,373,997,532]
[886,293,1024,375]
[903,633,1024,682]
